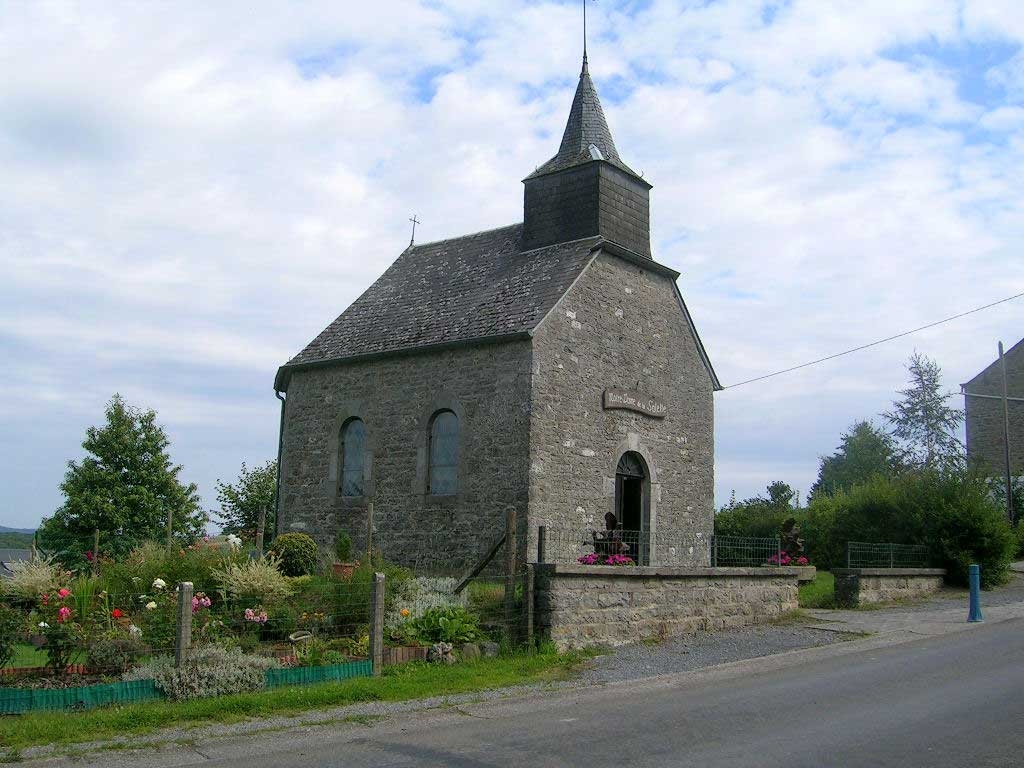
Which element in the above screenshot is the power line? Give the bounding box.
[724,290,1024,390]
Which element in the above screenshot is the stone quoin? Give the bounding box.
[273,52,721,569]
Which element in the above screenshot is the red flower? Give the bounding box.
[84,551,95,562]
[111,608,123,619]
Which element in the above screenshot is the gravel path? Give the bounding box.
[576,624,851,685]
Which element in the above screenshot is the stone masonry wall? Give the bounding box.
[279,339,532,570]
[833,568,946,608]
[535,564,799,650]
[965,341,1023,476]
[528,250,716,565]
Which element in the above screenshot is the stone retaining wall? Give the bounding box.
[833,568,946,608]
[534,564,800,650]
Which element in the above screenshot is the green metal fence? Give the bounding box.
[846,541,930,568]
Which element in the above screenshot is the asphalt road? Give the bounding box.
[46,618,1024,768]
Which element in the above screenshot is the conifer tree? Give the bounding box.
[883,353,964,470]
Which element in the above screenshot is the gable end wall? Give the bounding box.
[527,251,715,564]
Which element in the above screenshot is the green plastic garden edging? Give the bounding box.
[0,660,373,714]
[264,660,373,689]
[0,678,162,715]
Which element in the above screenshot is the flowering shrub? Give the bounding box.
[37,591,83,673]
[243,606,269,624]
[213,556,293,602]
[577,553,635,566]
[765,553,809,567]
[124,644,279,701]
[191,592,212,613]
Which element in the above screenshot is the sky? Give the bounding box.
[1,0,1022,530]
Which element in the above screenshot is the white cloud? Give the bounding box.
[1,1,1023,528]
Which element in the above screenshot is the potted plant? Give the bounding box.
[331,531,357,579]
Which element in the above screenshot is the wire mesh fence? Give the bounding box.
[846,541,930,568]
[537,527,797,569]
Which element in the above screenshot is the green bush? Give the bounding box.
[335,531,353,562]
[0,603,21,669]
[213,556,293,602]
[88,631,145,675]
[407,606,484,644]
[125,644,279,701]
[801,470,1015,588]
[268,533,319,577]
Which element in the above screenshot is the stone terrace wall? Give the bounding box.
[535,564,800,650]
[833,568,946,608]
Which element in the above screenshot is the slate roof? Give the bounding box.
[0,549,30,579]
[279,224,602,381]
[527,55,640,180]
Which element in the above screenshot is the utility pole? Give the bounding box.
[998,342,1015,525]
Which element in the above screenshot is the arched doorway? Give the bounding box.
[614,451,649,564]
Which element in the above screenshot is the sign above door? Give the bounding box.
[602,389,668,419]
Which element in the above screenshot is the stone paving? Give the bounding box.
[805,568,1024,637]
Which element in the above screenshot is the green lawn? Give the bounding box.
[798,571,835,609]
[0,647,592,757]
[8,643,47,668]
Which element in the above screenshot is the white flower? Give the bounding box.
[128,624,142,637]
[152,578,167,590]
[38,621,49,628]
[226,534,242,549]
[145,601,158,610]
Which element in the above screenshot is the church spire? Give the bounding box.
[521,51,652,257]
[529,53,628,178]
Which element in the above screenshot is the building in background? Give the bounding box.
[964,337,1023,479]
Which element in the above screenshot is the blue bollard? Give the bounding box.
[967,564,983,623]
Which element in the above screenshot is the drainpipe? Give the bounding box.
[274,389,286,539]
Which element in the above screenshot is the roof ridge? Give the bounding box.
[407,222,522,251]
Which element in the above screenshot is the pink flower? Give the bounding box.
[797,557,809,565]
[57,606,72,623]
[58,588,71,599]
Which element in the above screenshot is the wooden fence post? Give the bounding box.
[369,572,385,677]
[175,582,194,668]
[504,505,518,644]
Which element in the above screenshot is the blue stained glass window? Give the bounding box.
[428,410,458,495]
[340,418,366,497]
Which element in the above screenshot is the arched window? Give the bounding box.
[428,410,459,495]
[340,418,366,497]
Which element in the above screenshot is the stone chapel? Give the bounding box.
[273,54,721,570]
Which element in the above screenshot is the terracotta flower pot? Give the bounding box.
[332,562,356,579]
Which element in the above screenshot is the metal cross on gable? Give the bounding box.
[409,215,421,247]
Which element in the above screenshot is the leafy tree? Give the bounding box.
[883,353,964,470]
[38,395,207,569]
[715,481,798,538]
[214,460,276,540]
[810,421,899,500]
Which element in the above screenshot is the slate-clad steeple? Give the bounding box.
[522,55,652,257]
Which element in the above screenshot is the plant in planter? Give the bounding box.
[332,531,358,579]
[577,553,635,566]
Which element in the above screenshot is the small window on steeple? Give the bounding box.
[589,144,604,160]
